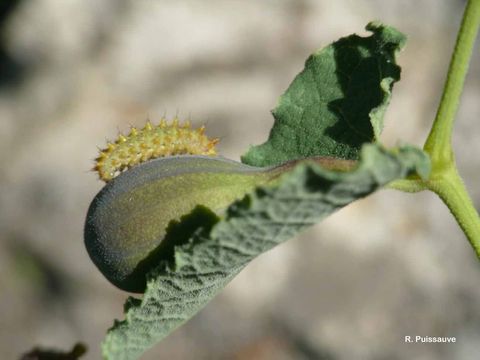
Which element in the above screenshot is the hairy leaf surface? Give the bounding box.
[242,22,406,166]
[102,145,429,360]
[101,23,429,360]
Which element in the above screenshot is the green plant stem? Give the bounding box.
[428,167,480,257]
[397,0,480,257]
[387,178,428,193]
[423,0,480,165]
[425,0,480,258]
[424,0,480,166]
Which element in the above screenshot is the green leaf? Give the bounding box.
[102,144,430,360]
[98,22,429,359]
[241,22,406,167]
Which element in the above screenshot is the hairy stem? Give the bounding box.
[428,168,480,257]
[424,0,480,257]
[424,0,480,166]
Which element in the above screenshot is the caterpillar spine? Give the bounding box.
[94,118,219,182]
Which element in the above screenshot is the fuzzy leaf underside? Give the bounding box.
[102,144,430,360]
[241,22,406,167]
[100,22,427,360]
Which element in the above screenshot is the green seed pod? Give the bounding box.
[84,155,355,292]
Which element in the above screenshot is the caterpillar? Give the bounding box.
[94,118,219,182]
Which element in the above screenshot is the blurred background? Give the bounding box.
[0,0,479,359]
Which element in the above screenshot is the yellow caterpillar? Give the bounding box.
[94,118,219,182]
